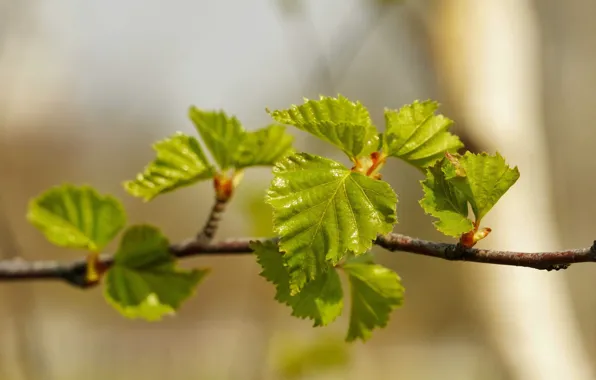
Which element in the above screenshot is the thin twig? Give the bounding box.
[197,197,228,241]
[0,233,594,288]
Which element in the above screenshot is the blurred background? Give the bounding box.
[1,0,596,379]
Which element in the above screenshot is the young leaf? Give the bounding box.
[104,225,209,321]
[420,152,520,237]
[124,133,215,201]
[343,258,404,342]
[269,95,379,159]
[233,124,294,169]
[449,152,520,221]
[384,100,463,169]
[252,241,343,327]
[266,153,397,294]
[419,162,474,237]
[27,184,126,251]
[188,107,246,170]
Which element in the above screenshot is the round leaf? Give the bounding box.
[27,184,126,251]
[269,95,379,159]
[343,259,404,342]
[266,153,397,293]
[104,225,209,321]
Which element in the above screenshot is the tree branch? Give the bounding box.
[1,233,594,288]
[374,234,596,270]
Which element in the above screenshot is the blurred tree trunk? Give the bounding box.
[430,0,594,379]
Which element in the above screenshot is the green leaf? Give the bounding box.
[104,225,209,321]
[384,100,463,169]
[252,241,343,327]
[449,152,520,221]
[419,152,520,236]
[343,259,404,342]
[27,184,126,251]
[123,133,215,201]
[233,124,294,169]
[188,107,246,170]
[105,293,178,321]
[266,153,397,294]
[419,161,474,237]
[269,95,379,159]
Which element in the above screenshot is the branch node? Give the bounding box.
[445,244,466,260]
[59,264,97,289]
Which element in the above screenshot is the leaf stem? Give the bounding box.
[366,152,387,179]
[197,179,235,241]
[85,252,102,284]
[352,152,387,179]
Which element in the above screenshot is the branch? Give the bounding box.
[374,234,596,270]
[1,233,594,288]
[0,237,273,288]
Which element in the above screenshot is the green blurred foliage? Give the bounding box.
[242,185,276,237]
[274,333,351,379]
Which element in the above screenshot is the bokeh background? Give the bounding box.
[2,0,596,379]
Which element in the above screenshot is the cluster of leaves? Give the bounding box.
[26,95,519,342]
[27,185,209,320]
[124,107,294,200]
[27,110,294,320]
[256,96,518,340]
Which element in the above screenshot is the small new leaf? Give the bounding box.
[104,225,208,321]
[269,95,379,159]
[343,258,404,342]
[189,107,245,170]
[420,152,520,237]
[449,152,520,221]
[266,153,397,294]
[419,161,474,236]
[233,124,294,169]
[252,241,343,327]
[384,100,463,169]
[27,184,126,251]
[124,133,215,201]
